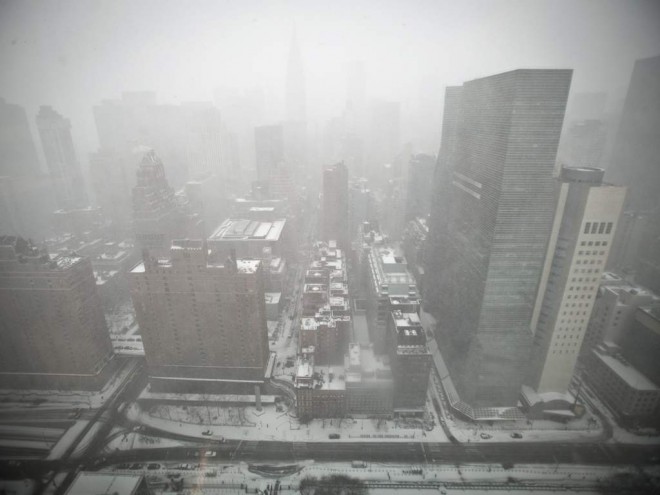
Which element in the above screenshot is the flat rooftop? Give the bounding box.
[594,349,659,391]
[210,218,286,242]
[65,472,144,495]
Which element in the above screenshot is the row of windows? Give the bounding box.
[580,241,607,247]
[584,222,613,235]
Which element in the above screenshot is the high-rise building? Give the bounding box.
[132,150,202,255]
[255,124,285,182]
[404,153,436,221]
[367,100,400,179]
[129,240,269,393]
[89,150,136,234]
[0,98,41,177]
[526,166,626,395]
[559,119,607,169]
[425,69,572,406]
[36,106,87,208]
[607,55,660,292]
[322,162,349,249]
[0,236,116,390]
[365,245,419,353]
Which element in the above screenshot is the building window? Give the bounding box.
[598,222,606,234]
[584,222,591,234]
[606,222,613,234]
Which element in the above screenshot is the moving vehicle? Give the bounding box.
[203,451,216,457]
[202,429,213,436]
[480,433,492,439]
[329,433,340,439]
[510,432,523,439]
[351,460,367,468]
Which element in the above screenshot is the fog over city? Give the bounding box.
[1,1,660,494]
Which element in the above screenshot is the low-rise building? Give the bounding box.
[587,342,660,423]
[345,343,394,417]
[388,311,432,414]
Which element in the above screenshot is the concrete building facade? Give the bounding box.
[527,166,626,395]
[129,240,269,393]
[0,236,116,390]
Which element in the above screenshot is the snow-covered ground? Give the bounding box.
[125,401,441,443]
[101,460,659,495]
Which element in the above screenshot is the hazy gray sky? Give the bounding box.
[1,0,659,156]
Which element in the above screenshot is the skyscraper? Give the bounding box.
[36,106,87,208]
[426,69,572,406]
[255,124,285,181]
[527,166,625,395]
[0,98,41,177]
[0,236,116,390]
[607,55,660,293]
[132,149,202,255]
[322,162,349,248]
[129,240,269,393]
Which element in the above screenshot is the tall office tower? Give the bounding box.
[526,167,625,395]
[426,70,572,406]
[36,106,87,208]
[255,124,285,182]
[181,102,228,180]
[388,311,432,414]
[424,87,462,310]
[559,119,607,169]
[0,98,41,177]
[607,55,660,292]
[322,163,349,249]
[348,178,373,239]
[404,153,436,222]
[93,92,189,187]
[129,240,269,393]
[0,236,116,390]
[89,151,135,234]
[132,150,202,255]
[367,100,400,179]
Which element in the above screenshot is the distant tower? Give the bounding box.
[322,162,349,249]
[425,69,572,407]
[526,166,626,395]
[255,124,285,181]
[607,55,660,293]
[0,98,41,177]
[36,106,87,208]
[132,149,202,255]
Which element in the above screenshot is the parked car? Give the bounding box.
[202,451,216,457]
[480,433,492,439]
[329,433,340,439]
[129,463,143,470]
[147,463,160,470]
[510,432,523,439]
[116,464,130,470]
